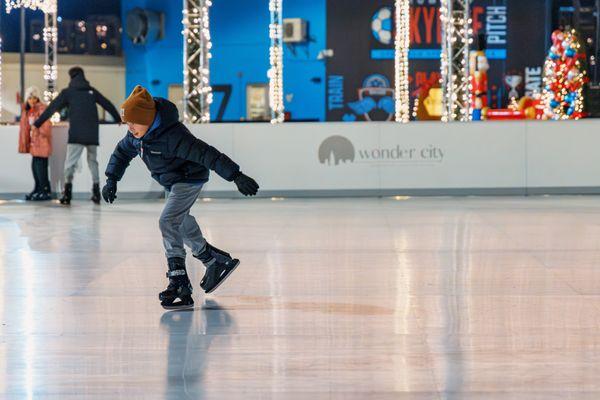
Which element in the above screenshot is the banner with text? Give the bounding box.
[326,0,549,121]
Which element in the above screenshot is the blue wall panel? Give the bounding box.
[121,0,326,121]
[121,0,184,99]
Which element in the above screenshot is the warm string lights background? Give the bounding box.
[0,1,475,125]
[0,2,591,124]
[4,0,58,122]
[5,0,49,13]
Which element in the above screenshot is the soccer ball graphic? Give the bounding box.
[371,7,393,45]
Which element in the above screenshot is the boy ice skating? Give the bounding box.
[102,86,259,310]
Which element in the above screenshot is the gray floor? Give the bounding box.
[2,196,600,399]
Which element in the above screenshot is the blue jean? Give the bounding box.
[159,182,207,259]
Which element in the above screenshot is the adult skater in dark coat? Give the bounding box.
[34,66,121,205]
[103,85,259,310]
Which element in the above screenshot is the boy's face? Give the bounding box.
[127,122,150,139]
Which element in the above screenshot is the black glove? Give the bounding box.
[102,180,118,203]
[234,172,259,196]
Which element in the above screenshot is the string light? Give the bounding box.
[6,0,55,13]
[412,96,419,119]
[440,0,472,122]
[43,2,58,122]
[182,0,213,123]
[6,0,58,122]
[268,0,284,123]
[394,0,410,123]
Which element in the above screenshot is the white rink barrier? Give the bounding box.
[1,120,600,197]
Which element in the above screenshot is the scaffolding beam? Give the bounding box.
[440,0,472,122]
[268,0,284,123]
[43,1,58,105]
[394,0,410,123]
[183,0,212,123]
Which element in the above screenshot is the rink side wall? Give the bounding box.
[1,121,600,198]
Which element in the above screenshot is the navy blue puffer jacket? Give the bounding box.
[105,98,239,188]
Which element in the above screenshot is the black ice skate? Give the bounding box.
[195,244,240,294]
[159,257,194,310]
[59,183,72,205]
[91,183,101,204]
[25,190,37,201]
[33,190,52,201]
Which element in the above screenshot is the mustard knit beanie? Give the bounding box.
[120,85,156,125]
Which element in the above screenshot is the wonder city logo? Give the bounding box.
[318,135,444,166]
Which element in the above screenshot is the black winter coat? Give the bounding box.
[105,98,240,189]
[34,72,121,145]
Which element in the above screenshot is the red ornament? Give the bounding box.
[572,112,584,119]
[551,29,564,44]
[486,109,527,120]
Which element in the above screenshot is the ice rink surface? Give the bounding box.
[2,196,600,399]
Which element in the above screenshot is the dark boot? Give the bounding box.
[25,189,37,201]
[32,190,52,201]
[35,159,52,201]
[33,182,51,202]
[159,257,194,310]
[195,243,240,294]
[59,183,72,205]
[27,157,40,200]
[91,183,101,204]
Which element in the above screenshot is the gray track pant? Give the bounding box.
[64,144,99,184]
[160,182,208,259]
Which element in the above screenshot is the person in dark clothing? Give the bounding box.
[34,66,121,205]
[103,86,259,310]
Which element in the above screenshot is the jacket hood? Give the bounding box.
[154,97,179,126]
[69,73,92,90]
[137,98,180,141]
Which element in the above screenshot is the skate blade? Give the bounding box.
[205,259,240,294]
[161,297,195,311]
[161,303,195,311]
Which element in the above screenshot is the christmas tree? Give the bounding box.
[542,29,588,120]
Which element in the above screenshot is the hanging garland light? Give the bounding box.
[43,0,58,118]
[182,0,213,123]
[268,0,284,123]
[439,0,472,122]
[198,0,213,123]
[6,0,55,14]
[394,0,410,123]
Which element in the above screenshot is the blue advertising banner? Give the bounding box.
[326,0,550,121]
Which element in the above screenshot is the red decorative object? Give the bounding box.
[485,109,526,120]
